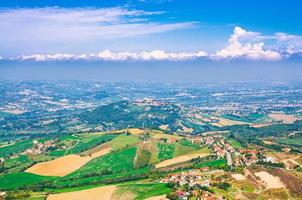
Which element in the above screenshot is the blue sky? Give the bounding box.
[0,0,302,81]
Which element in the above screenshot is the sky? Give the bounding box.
[0,0,302,81]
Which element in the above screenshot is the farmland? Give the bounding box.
[0,81,302,199]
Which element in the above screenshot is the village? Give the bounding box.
[158,134,291,200]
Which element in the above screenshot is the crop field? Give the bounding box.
[107,135,139,150]
[210,116,248,127]
[47,185,117,200]
[269,113,298,124]
[26,147,112,177]
[157,143,175,161]
[68,146,138,179]
[0,172,56,190]
[155,152,208,168]
[195,158,226,168]
[113,183,171,200]
[0,139,33,157]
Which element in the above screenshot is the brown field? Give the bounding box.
[159,125,169,130]
[254,171,285,189]
[151,132,182,141]
[26,148,111,176]
[210,116,248,127]
[270,168,302,197]
[47,185,116,200]
[251,122,273,128]
[269,113,297,124]
[155,153,208,168]
[145,195,168,200]
[231,173,246,181]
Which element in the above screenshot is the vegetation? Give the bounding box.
[0,172,55,190]
[0,140,33,157]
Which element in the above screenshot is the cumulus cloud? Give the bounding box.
[3,26,302,62]
[214,27,282,60]
[16,50,208,62]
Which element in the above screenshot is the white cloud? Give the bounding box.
[0,7,195,44]
[16,50,208,61]
[214,27,282,60]
[3,25,302,62]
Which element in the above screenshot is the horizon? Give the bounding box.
[0,0,302,81]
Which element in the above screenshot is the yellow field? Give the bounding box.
[47,185,117,200]
[159,125,169,130]
[269,113,297,124]
[155,153,208,168]
[254,171,285,189]
[26,148,111,176]
[145,195,168,200]
[210,116,248,127]
[109,128,144,135]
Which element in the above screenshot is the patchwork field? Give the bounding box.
[113,183,171,200]
[26,148,111,176]
[47,185,117,200]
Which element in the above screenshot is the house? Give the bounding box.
[175,190,189,200]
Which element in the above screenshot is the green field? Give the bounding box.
[67,133,117,154]
[107,135,139,150]
[195,159,227,168]
[49,133,117,156]
[174,139,201,156]
[68,146,138,178]
[0,172,55,190]
[222,113,266,123]
[276,138,302,146]
[157,143,175,161]
[0,139,33,157]
[116,183,171,200]
[4,155,32,173]
[228,139,242,148]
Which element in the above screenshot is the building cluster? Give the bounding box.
[190,135,263,167]
[25,140,56,155]
[161,168,225,200]
[161,168,210,187]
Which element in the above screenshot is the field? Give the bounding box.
[155,152,208,168]
[210,116,248,127]
[269,113,298,124]
[228,139,242,148]
[0,139,33,157]
[254,171,285,189]
[47,185,117,200]
[195,159,226,168]
[113,183,171,200]
[157,143,175,161]
[67,146,138,179]
[0,172,55,190]
[26,148,111,176]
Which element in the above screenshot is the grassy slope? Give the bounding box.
[49,133,117,156]
[116,183,171,200]
[157,143,175,161]
[107,135,139,150]
[195,159,226,168]
[0,140,33,157]
[67,146,138,178]
[0,172,56,190]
